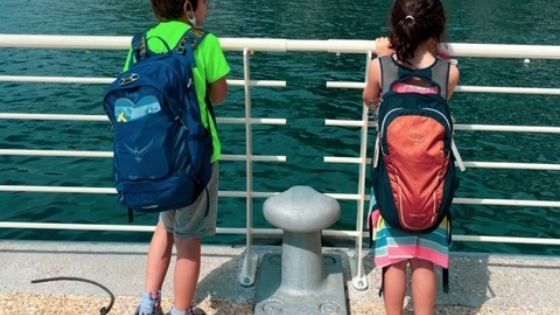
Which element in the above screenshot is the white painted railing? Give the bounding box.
[1,34,559,290]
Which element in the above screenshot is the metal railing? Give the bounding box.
[1,34,560,290]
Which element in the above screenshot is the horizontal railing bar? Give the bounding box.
[0,149,112,158]
[456,86,560,95]
[222,154,286,162]
[327,81,560,95]
[0,222,356,238]
[4,74,558,95]
[228,79,285,87]
[3,35,560,58]
[1,185,559,207]
[448,43,560,59]
[0,75,285,87]
[324,157,560,171]
[453,198,560,207]
[0,113,108,121]
[461,161,560,170]
[452,235,560,245]
[325,82,365,89]
[0,113,286,125]
[454,124,560,133]
[0,34,131,50]
[325,119,367,127]
[0,186,357,200]
[0,149,286,162]
[219,190,360,200]
[1,221,558,245]
[219,117,287,125]
[0,76,111,84]
[325,119,560,133]
[0,186,116,194]
[324,157,363,164]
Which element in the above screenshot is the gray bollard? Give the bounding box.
[254,186,348,315]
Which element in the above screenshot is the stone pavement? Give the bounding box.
[1,240,559,314]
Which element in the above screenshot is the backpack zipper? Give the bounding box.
[422,107,451,131]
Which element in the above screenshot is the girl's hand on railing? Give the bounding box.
[438,43,459,65]
[375,37,394,57]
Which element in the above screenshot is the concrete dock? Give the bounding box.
[1,240,559,314]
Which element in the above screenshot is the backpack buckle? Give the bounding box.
[119,73,139,86]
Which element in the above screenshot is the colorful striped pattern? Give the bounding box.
[373,211,450,268]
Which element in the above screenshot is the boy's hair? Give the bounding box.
[151,0,199,21]
[388,0,446,63]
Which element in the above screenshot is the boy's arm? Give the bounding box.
[208,77,228,105]
[203,34,230,105]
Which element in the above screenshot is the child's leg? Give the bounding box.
[410,259,436,315]
[383,260,407,315]
[172,237,201,311]
[138,222,173,314]
[145,222,174,292]
[168,163,218,313]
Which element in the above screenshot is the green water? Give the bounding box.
[0,0,559,255]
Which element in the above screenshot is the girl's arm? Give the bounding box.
[447,64,460,100]
[363,58,382,109]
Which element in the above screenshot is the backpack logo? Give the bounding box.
[122,140,153,163]
[406,127,427,145]
[371,57,462,233]
[103,29,213,221]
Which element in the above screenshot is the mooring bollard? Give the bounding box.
[254,185,348,315]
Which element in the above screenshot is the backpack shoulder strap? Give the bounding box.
[379,55,399,96]
[176,27,209,56]
[131,31,148,64]
[176,27,217,127]
[431,58,451,100]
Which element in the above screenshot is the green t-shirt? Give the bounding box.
[123,21,230,162]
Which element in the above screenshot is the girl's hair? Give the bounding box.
[388,0,446,63]
[151,0,199,21]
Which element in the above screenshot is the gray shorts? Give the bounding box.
[160,163,218,240]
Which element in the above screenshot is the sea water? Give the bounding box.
[0,0,559,255]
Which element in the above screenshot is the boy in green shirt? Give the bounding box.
[129,1,230,314]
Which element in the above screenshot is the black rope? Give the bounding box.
[31,276,115,315]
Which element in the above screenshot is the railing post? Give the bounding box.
[238,48,258,287]
[349,51,374,291]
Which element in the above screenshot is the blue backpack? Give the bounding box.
[103,28,213,222]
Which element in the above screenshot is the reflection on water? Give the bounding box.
[0,0,559,254]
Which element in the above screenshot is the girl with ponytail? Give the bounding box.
[363,1,460,314]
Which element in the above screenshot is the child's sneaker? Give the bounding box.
[135,305,164,315]
[187,308,206,315]
[165,307,206,315]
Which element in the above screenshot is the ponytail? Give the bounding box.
[387,0,446,64]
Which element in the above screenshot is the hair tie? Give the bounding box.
[404,15,415,21]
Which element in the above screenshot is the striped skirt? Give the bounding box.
[372,210,450,268]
